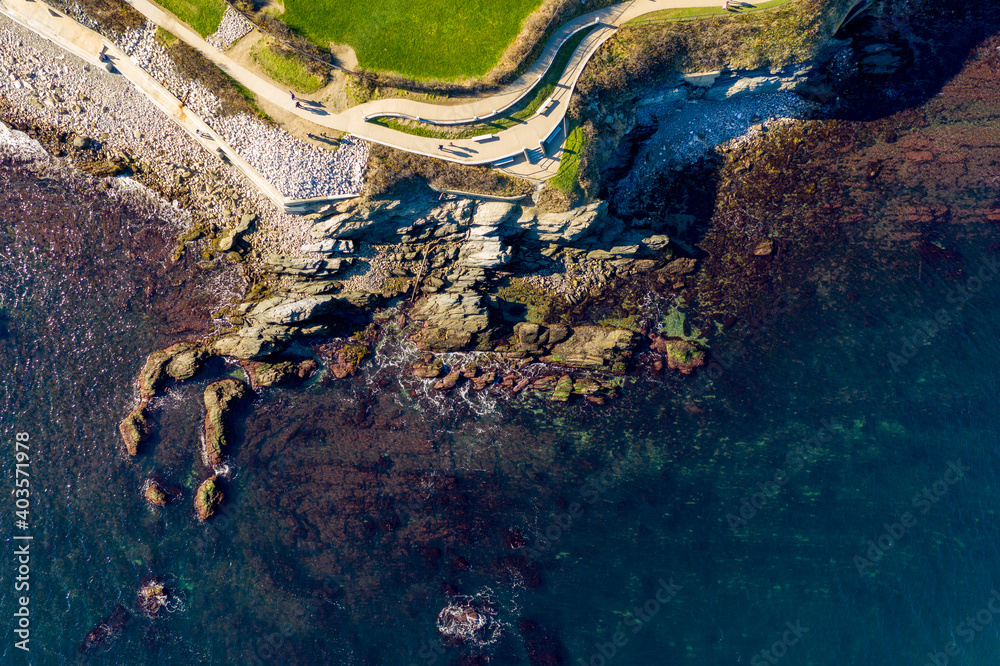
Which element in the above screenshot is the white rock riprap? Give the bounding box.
[206,7,253,51]
[89,19,367,200]
[214,116,368,199]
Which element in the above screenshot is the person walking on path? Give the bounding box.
[295,101,301,108]
[290,91,295,101]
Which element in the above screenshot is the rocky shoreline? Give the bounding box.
[1,0,896,510]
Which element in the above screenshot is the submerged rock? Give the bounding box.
[649,336,707,375]
[137,577,169,617]
[195,476,223,520]
[202,379,248,467]
[79,604,130,653]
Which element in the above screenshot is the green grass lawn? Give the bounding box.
[154,0,225,37]
[281,0,544,80]
[549,122,585,193]
[251,39,327,93]
[626,0,791,25]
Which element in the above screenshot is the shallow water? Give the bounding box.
[3,19,1000,666]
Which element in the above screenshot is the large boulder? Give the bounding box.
[195,476,222,520]
[542,326,637,371]
[212,324,297,360]
[519,201,610,244]
[242,358,317,389]
[458,238,512,269]
[410,293,489,333]
[136,350,171,401]
[164,342,210,381]
[410,292,491,352]
[202,379,248,467]
[119,402,149,456]
[248,295,338,325]
[649,336,707,375]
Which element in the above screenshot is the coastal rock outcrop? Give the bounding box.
[164,342,210,381]
[202,379,248,467]
[410,292,491,352]
[119,404,149,456]
[541,326,637,372]
[143,479,170,506]
[241,358,318,389]
[195,476,223,520]
[137,349,171,401]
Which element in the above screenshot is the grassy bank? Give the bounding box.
[281,0,544,80]
[549,122,585,193]
[153,0,225,37]
[250,38,327,94]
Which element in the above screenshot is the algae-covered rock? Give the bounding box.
[649,336,707,375]
[542,326,637,371]
[119,402,149,456]
[411,326,475,353]
[164,342,210,381]
[572,376,602,395]
[550,375,574,402]
[203,379,248,467]
[195,476,223,520]
[143,479,170,506]
[412,355,445,379]
[434,370,462,391]
[137,350,171,400]
[331,344,368,379]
